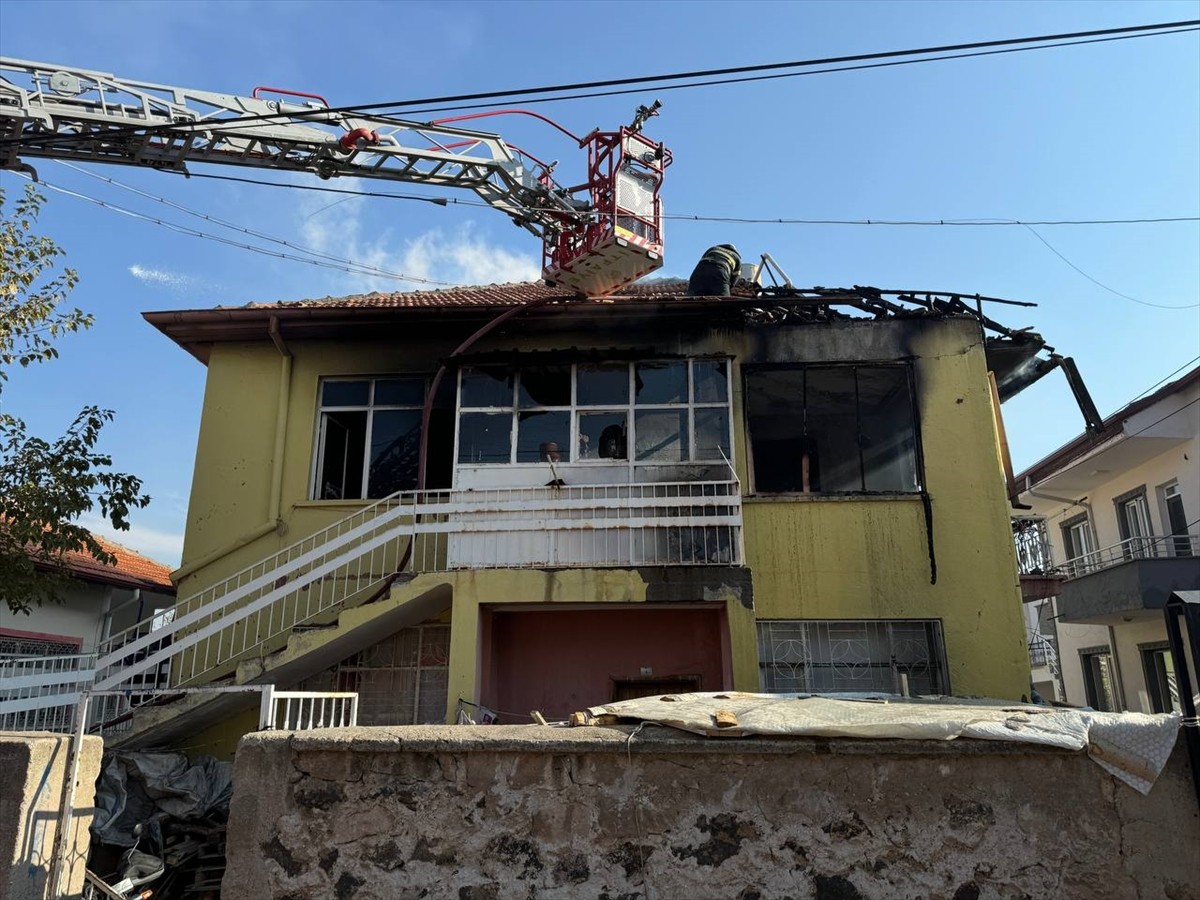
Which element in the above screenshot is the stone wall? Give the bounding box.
[0,732,103,900]
[224,725,1199,900]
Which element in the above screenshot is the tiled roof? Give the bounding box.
[241,278,753,310]
[38,534,176,593]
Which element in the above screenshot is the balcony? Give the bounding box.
[1012,516,1065,602]
[1056,534,1200,623]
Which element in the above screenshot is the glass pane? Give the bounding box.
[577,363,629,406]
[460,367,514,408]
[745,369,806,492]
[805,368,861,492]
[516,411,571,462]
[316,410,366,499]
[857,367,919,492]
[694,408,730,460]
[578,412,627,460]
[635,410,688,461]
[368,409,422,496]
[693,360,729,403]
[517,365,571,408]
[322,380,369,407]
[457,412,512,464]
[374,378,425,406]
[635,361,687,405]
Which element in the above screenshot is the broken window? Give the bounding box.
[757,619,948,695]
[456,359,731,466]
[313,377,450,500]
[745,364,921,494]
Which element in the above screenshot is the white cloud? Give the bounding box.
[77,513,184,569]
[128,264,197,291]
[298,194,539,292]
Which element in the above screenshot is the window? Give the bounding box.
[0,629,82,656]
[312,377,452,500]
[1159,481,1193,557]
[456,359,732,466]
[757,619,947,695]
[1060,513,1096,575]
[1079,646,1118,711]
[744,365,920,494]
[1140,642,1179,713]
[1114,486,1152,559]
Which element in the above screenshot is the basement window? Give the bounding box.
[312,376,452,500]
[744,364,921,494]
[757,619,948,695]
[456,359,732,466]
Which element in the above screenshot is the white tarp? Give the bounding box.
[584,692,1181,794]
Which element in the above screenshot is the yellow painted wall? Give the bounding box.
[739,322,1029,698]
[173,314,1028,711]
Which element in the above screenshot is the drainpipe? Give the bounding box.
[1024,477,1092,517]
[173,317,293,583]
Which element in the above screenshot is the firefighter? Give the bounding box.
[687,244,741,296]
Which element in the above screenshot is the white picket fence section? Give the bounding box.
[259,687,358,731]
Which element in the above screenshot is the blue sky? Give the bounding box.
[1,0,1197,566]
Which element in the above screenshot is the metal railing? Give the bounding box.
[0,653,96,733]
[259,687,358,730]
[1028,631,1057,670]
[83,479,743,704]
[1062,533,1199,579]
[1012,516,1054,576]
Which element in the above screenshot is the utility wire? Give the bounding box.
[1126,356,1200,404]
[53,161,457,286]
[3,20,1195,148]
[393,27,1200,118]
[181,170,1200,228]
[36,178,464,288]
[1020,225,1200,310]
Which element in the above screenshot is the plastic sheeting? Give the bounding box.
[92,751,233,848]
[584,693,1181,794]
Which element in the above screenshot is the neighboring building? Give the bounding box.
[1,533,175,656]
[81,278,1076,750]
[1,532,175,731]
[1013,366,1200,713]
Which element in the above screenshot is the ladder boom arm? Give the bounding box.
[0,58,586,237]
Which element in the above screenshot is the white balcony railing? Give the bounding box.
[1062,533,1199,579]
[66,479,742,708]
[258,687,358,731]
[1012,516,1054,576]
[0,653,96,732]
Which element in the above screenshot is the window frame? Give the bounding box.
[742,362,924,496]
[1078,645,1118,711]
[755,618,949,696]
[452,359,734,469]
[309,375,431,501]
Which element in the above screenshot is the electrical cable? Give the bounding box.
[35,178,464,288]
[53,161,458,286]
[1020,225,1200,310]
[3,20,1195,148]
[1125,357,1200,404]
[178,171,1200,229]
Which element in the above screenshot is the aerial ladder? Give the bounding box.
[0,58,671,296]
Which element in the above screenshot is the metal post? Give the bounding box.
[51,691,90,898]
[258,684,275,731]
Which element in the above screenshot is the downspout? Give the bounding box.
[1024,478,1092,517]
[173,316,292,583]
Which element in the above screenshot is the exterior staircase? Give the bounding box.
[2,480,743,742]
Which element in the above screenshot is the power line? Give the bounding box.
[36,178,464,288]
[1126,357,1200,404]
[1021,225,1200,310]
[3,20,1196,149]
[54,162,457,286]
[181,170,1200,228]
[393,27,1200,118]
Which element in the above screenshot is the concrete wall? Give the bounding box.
[223,725,1199,900]
[0,732,103,900]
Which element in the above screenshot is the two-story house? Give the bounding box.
[1014,365,1200,713]
[85,279,1065,752]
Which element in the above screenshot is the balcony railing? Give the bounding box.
[0,653,96,732]
[1062,533,1199,579]
[1012,517,1054,576]
[1027,632,1056,669]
